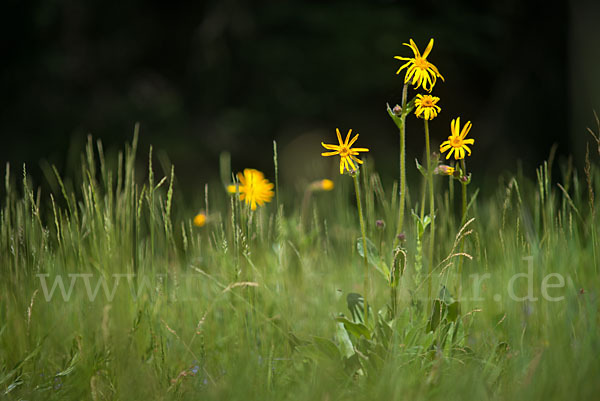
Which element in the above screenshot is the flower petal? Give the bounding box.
[321,142,340,150]
[422,38,434,59]
[335,128,343,146]
[408,39,420,57]
[347,156,357,171]
[344,129,353,146]
[350,155,363,164]
[460,121,472,139]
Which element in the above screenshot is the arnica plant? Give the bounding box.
[1,37,599,401]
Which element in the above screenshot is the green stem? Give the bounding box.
[353,172,369,322]
[461,159,468,225]
[449,171,454,223]
[425,119,435,302]
[419,175,426,221]
[395,83,408,245]
[458,158,468,298]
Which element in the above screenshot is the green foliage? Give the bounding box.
[0,133,599,400]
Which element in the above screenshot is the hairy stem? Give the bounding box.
[353,172,369,321]
[395,83,409,245]
[458,158,468,298]
[425,119,435,302]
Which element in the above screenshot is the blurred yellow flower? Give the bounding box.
[414,94,441,120]
[440,117,474,160]
[193,212,207,227]
[308,179,334,191]
[320,179,334,191]
[229,169,274,210]
[321,128,369,175]
[394,38,444,92]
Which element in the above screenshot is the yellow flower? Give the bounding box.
[440,117,475,160]
[229,168,274,210]
[193,212,207,227]
[414,94,441,120]
[309,179,334,191]
[320,179,334,191]
[394,38,444,92]
[321,128,369,175]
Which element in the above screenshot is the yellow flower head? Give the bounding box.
[193,212,207,227]
[309,179,335,191]
[394,38,444,92]
[319,179,334,191]
[229,168,274,210]
[440,117,474,160]
[321,128,369,175]
[414,94,441,120]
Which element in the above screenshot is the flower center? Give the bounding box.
[450,136,463,147]
[421,98,434,107]
[414,57,429,69]
[339,146,350,157]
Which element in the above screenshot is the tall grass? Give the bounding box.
[0,127,599,400]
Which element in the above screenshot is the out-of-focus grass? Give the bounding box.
[0,130,598,400]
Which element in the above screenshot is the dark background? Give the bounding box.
[1,0,599,193]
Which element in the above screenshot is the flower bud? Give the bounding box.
[433,165,455,176]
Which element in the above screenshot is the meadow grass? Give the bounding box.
[0,127,599,401]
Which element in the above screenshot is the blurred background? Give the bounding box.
[1,0,599,195]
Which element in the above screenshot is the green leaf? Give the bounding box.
[311,336,341,360]
[446,301,461,323]
[346,292,364,323]
[335,316,372,340]
[346,292,374,326]
[343,353,363,376]
[364,347,385,376]
[356,237,390,280]
[438,285,455,304]
[427,299,446,333]
[374,314,393,348]
[411,210,431,237]
[415,158,427,177]
[288,332,310,350]
[356,237,379,267]
[335,322,355,358]
[404,97,416,115]
[390,248,407,288]
[427,292,461,333]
